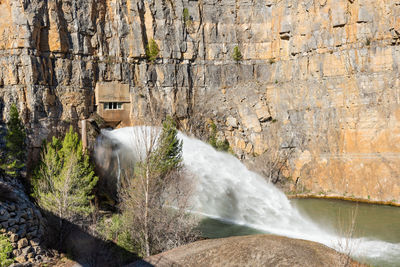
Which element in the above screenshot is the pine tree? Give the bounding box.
[32,126,98,239]
[152,116,183,175]
[120,118,199,257]
[1,104,26,176]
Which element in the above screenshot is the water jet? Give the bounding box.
[95,126,400,266]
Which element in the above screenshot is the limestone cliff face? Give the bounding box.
[1,0,400,202]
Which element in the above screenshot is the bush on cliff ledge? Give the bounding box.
[146,39,160,62]
[232,46,242,62]
[208,121,233,153]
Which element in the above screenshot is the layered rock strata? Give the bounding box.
[0,0,400,201]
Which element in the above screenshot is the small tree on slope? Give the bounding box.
[1,104,26,177]
[120,117,199,257]
[151,116,183,174]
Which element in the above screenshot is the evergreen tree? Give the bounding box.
[1,104,26,176]
[120,118,199,257]
[152,116,183,175]
[32,126,98,225]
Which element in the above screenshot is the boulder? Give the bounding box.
[130,235,363,267]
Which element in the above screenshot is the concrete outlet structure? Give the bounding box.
[95,82,131,127]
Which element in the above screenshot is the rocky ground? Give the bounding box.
[0,171,49,266]
[130,234,365,267]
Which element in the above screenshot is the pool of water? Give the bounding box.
[292,199,400,244]
[198,198,400,267]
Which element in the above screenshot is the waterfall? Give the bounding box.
[95,126,400,265]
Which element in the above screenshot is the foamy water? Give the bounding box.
[96,126,400,266]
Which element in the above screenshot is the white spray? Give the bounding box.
[96,126,400,265]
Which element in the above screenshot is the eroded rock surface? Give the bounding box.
[130,234,362,267]
[0,0,400,201]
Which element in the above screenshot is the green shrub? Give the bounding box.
[208,122,232,153]
[208,122,218,148]
[183,8,190,23]
[183,8,192,28]
[146,39,160,62]
[0,234,14,267]
[97,214,137,254]
[232,46,242,62]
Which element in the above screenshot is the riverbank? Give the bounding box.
[287,193,400,207]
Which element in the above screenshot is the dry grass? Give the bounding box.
[336,204,361,267]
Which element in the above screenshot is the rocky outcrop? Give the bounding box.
[0,0,400,202]
[0,172,46,265]
[130,234,363,267]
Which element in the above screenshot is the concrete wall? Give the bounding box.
[95,82,131,127]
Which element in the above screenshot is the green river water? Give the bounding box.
[199,198,400,267]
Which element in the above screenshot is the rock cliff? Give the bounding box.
[0,0,400,202]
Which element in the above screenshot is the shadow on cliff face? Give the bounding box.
[0,97,5,150]
[42,210,140,267]
[0,96,4,120]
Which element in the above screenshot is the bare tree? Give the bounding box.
[336,205,360,267]
[119,120,200,257]
[254,139,295,185]
[263,147,294,184]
